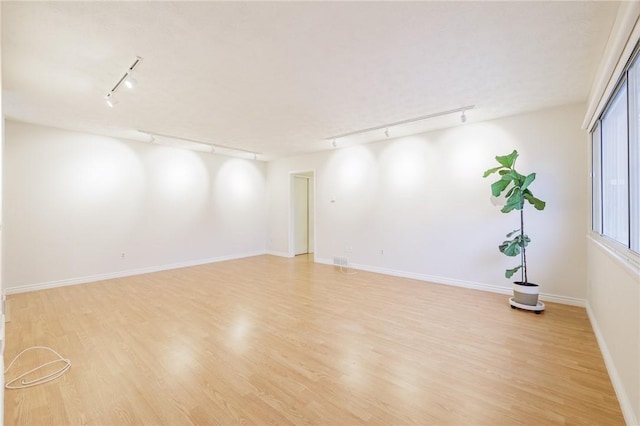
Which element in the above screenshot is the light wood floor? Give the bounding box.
[4,255,623,425]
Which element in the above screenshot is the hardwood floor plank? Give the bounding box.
[4,254,624,425]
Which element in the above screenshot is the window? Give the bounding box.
[601,82,629,246]
[629,57,640,252]
[591,47,639,255]
[592,122,601,232]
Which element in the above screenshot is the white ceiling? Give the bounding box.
[2,1,619,160]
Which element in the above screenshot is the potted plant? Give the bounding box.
[483,150,546,311]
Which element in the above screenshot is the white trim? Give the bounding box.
[266,250,293,258]
[584,2,640,131]
[314,257,585,307]
[5,250,266,295]
[588,234,640,279]
[288,169,317,258]
[586,302,639,426]
[0,314,4,354]
[537,292,585,307]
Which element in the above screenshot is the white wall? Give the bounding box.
[587,240,639,425]
[0,3,5,422]
[3,103,635,423]
[3,121,267,291]
[583,4,640,423]
[268,103,589,303]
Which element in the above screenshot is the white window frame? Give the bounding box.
[590,45,640,270]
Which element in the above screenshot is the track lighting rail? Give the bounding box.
[326,105,475,141]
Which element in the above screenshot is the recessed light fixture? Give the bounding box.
[104,56,143,107]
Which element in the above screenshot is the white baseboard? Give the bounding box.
[266,250,293,258]
[538,292,585,307]
[586,302,638,426]
[5,250,267,295]
[314,257,585,307]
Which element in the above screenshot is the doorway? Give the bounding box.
[290,171,315,257]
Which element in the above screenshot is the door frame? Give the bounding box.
[289,170,316,258]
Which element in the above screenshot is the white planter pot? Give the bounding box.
[513,281,539,306]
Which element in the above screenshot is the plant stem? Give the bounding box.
[521,204,527,284]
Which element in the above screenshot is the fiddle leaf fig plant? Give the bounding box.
[483,150,546,283]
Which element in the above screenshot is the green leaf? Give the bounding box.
[483,166,504,178]
[523,191,546,210]
[505,265,522,279]
[506,229,520,238]
[515,171,528,186]
[500,203,517,213]
[500,171,517,182]
[521,173,536,192]
[498,169,510,175]
[499,239,521,257]
[495,150,519,168]
[505,187,515,198]
[504,188,523,211]
[491,179,510,197]
[501,171,528,188]
[507,233,529,248]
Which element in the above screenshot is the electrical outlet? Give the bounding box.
[380,249,384,255]
[121,252,125,259]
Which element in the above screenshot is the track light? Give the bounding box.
[140,130,261,158]
[105,93,118,108]
[332,139,337,148]
[123,73,137,89]
[142,131,214,153]
[104,56,143,106]
[326,105,475,143]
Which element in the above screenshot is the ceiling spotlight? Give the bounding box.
[104,56,143,105]
[253,153,258,160]
[461,111,467,123]
[384,127,389,138]
[105,93,118,108]
[332,139,337,148]
[123,73,137,89]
